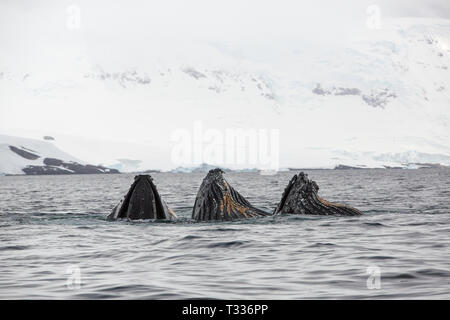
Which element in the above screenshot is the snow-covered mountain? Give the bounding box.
[0,134,119,175]
[1,17,449,170]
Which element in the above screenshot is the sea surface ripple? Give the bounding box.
[0,169,449,299]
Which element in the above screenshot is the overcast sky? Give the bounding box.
[1,0,449,70]
[1,0,449,44]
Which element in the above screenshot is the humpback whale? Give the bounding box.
[192,168,269,221]
[107,175,176,220]
[274,172,362,216]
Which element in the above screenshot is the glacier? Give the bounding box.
[0,17,449,171]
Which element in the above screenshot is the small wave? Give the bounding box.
[382,273,417,280]
[0,245,30,251]
[363,222,387,227]
[205,240,248,248]
[153,239,168,246]
[307,242,336,248]
[363,255,395,260]
[98,284,152,292]
[363,209,391,215]
[179,235,203,240]
[76,226,93,230]
[204,227,244,232]
[416,268,450,277]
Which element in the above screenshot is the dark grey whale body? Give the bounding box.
[192,169,269,221]
[274,172,362,216]
[107,175,176,220]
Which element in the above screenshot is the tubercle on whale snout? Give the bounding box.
[107,169,363,221]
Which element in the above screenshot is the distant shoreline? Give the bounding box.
[3,165,449,177]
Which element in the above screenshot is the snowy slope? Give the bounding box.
[0,134,83,174]
[1,17,449,170]
[0,134,118,175]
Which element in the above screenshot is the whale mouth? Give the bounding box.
[274,172,362,216]
[192,168,268,221]
[107,175,176,220]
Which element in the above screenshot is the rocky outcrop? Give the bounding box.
[9,146,40,160]
[312,83,396,108]
[22,165,71,175]
[361,89,397,108]
[22,158,119,175]
[84,68,151,88]
[183,67,207,79]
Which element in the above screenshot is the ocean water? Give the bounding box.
[0,169,449,299]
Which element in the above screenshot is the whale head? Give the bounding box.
[274,172,362,216]
[192,168,268,221]
[107,175,176,220]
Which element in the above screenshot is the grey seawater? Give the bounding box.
[0,169,449,299]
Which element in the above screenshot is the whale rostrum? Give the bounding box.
[274,172,362,216]
[107,175,176,220]
[192,169,269,221]
[107,170,362,221]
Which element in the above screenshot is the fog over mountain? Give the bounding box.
[1,1,449,171]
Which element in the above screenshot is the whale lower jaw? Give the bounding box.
[107,175,176,221]
[192,169,268,221]
[274,172,362,216]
